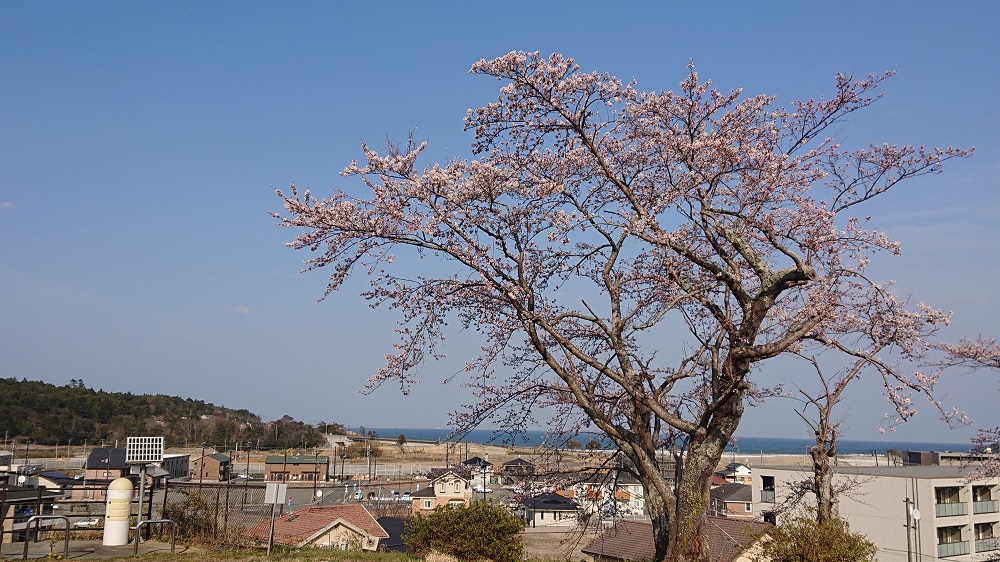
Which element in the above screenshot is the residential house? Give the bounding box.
[83,448,129,482]
[264,454,330,482]
[0,486,62,544]
[246,504,389,551]
[709,483,753,518]
[716,463,752,485]
[522,492,580,527]
[500,458,535,486]
[581,518,771,562]
[245,504,387,550]
[192,453,232,481]
[71,448,130,500]
[35,470,76,494]
[561,471,644,518]
[410,468,473,515]
[461,456,497,489]
[753,463,1000,561]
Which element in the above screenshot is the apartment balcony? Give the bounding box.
[937,502,968,517]
[976,537,1000,553]
[760,490,775,503]
[938,541,970,558]
[974,500,999,514]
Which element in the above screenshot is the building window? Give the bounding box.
[937,487,962,504]
[454,482,460,493]
[423,500,432,509]
[761,476,775,503]
[938,526,963,544]
[438,483,444,492]
[976,523,994,540]
[975,486,994,502]
[744,502,752,512]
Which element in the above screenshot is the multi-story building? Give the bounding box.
[752,463,1000,561]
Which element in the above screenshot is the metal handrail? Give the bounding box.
[132,519,176,556]
[21,515,70,560]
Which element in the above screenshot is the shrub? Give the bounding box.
[162,489,214,541]
[752,516,878,562]
[404,501,522,562]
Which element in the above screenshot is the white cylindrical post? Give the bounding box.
[103,478,133,546]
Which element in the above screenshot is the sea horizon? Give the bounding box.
[358,427,971,456]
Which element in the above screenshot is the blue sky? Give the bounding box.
[2,2,998,444]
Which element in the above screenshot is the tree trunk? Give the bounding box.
[811,434,836,523]
[663,392,745,562]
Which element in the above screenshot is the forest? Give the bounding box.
[0,377,333,450]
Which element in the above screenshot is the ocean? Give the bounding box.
[361,427,970,456]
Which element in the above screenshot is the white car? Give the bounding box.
[73,518,100,528]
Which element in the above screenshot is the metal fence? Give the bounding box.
[158,480,270,544]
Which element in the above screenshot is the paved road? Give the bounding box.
[0,539,197,559]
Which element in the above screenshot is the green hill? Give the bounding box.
[0,377,334,449]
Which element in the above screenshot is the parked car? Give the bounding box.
[73,518,100,528]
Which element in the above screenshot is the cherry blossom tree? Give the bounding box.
[274,52,970,562]
[788,292,962,524]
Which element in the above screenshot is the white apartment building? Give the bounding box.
[752,463,1000,561]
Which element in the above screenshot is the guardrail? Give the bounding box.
[132,519,176,556]
[21,515,70,560]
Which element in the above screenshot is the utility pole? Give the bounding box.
[312,450,319,498]
[904,496,921,562]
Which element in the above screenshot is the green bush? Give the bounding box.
[752,516,877,562]
[404,501,522,562]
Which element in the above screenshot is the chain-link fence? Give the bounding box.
[158,480,270,545]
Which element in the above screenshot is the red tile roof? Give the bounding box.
[245,504,388,547]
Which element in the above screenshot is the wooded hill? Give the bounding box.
[0,377,332,450]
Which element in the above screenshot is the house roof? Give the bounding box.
[427,466,472,480]
[206,453,230,463]
[411,486,436,498]
[85,448,128,470]
[710,483,751,503]
[581,518,770,562]
[245,505,387,547]
[504,457,534,467]
[523,493,579,511]
[461,456,493,469]
[376,516,407,552]
[0,485,63,503]
[38,470,76,486]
